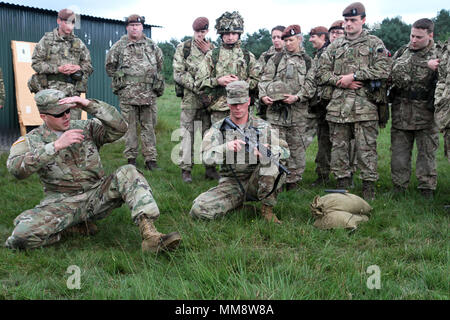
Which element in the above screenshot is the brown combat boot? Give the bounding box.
[362,180,375,201]
[205,167,220,180]
[146,160,161,171]
[261,205,282,224]
[138,216,181,253]
[336,177,352,189]
[182,170,192,183]
[311,174,330,187]
[420,188,434,200]
[127,158,136,166]
[62,221,98,237]
[285,182,299,191]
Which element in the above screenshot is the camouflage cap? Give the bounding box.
[34,89,71,115]
[282,25,301,39]
[126,14,145,25]
[193,17,209,31]
[58,8,75,21]
[267,81,288,101]
[226,81,249,105]
[215,11,244,34]
[329,20,345,31]
[342,2,366,17]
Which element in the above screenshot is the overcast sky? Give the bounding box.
[4,0,448,42]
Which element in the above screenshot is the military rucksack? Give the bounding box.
[175,39,193,98]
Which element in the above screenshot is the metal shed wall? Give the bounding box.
[0,2,158,146]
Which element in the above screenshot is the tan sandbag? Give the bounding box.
[311,193,372,217]
[313,210,369,230]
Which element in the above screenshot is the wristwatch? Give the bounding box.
[353,73,357,81]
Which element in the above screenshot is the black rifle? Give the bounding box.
[221,117,290,175]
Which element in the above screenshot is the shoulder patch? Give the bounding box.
[12,136,26,146]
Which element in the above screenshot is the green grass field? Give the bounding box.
[0,85,448,300]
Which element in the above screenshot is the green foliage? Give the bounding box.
[0,85,448,300]
[369,17,411,54]
[241,28,272,59]
[302,34,315,57]
[157,39,178,84]
[433,9,450,42]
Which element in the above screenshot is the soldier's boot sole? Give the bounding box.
[142,232,182,253]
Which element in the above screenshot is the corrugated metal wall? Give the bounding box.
[0,2,156,145]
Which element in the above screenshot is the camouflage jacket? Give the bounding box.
[31,28,93,94]
[7,100,127,201]
[0,68,4,106]
[318,30,391,123]
[105,35,164,105]
[257,46,280,72]
[435,39,450,131]
[202,115,290,180]
[390,41,438,130]
[173,38,214,110]
[194,41,260,112]
[259,48,312,126]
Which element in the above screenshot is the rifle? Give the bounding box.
[221,117,290,175]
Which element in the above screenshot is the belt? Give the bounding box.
[397,89,431,101]
[47,74,75,84]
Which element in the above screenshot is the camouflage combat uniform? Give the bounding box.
[435,40,450,162]
[390,40,439,190]
[173,38,215,172]
[195,40,260,124]
[31,28,93,120]
[105,34,165,164]
[259,48,313,184]
[190,115,289,220]
[256,46,281,120]
[5,99,165,250]
[0,68,4,107]
[318,30,391,183]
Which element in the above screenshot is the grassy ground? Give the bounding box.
[0,85,448,300]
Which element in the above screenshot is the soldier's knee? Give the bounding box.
[189,201,216,220]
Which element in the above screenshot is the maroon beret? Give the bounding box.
[329,20,345,31]
[282,25,301,39]
[126,14,145,25]
[309,26,328,36]
[193,17,209,31]
[342,2,366,17]
[58,9,75,21]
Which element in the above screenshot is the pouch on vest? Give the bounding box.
[28,73,48,94]
[111,70,126,95]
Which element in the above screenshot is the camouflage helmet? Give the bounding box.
[267,81,288,101]
[215,11,244,34]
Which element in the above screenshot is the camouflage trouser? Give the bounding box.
[304,118,318,150]
[179,108,214,171]
[190,165,284,220]
[120,103,158,162]
[47,81,81,120]
[272,123,306,184]
[391,126,439,190]
[329,121,379,181]
[5,165,160,250]
[210,110,229,126]
[315,115,332,177]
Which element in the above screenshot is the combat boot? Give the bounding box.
[127,158,136,166]
[393,185,406,196]
[62,221,98,237]
[146,160,161,171]
[138,216,181,253]
[362,180,375,201]
[205,167,220,180]
[286,182,299,191]
[182,170,192,183]
[311,174,330,187]
[336,177,352,189]
[261,205,282,224]
[420,188,434,200]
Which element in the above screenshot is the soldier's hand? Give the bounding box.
[58,64,81,75]
[195,39,211,54]
[59,96,90,108]
[282,94,299,105]
[54,129,85,151]
[218,75,239,87]
[227,139,246,152]
[427,59,440,71]
[262,96,273,106]
[336,74,355,88]
[348,81,364,90]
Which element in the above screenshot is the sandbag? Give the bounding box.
[311,193,372,217]
[313,210,369,230]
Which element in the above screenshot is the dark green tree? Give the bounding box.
[241,28,272,59]
[433,9,450,42]
[369,17,411,54]
[157,39,178,83]
[302,34,315,57]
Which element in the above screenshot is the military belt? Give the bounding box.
[124,75,152,84]
[47,74,75,84]
[397,89,431,101]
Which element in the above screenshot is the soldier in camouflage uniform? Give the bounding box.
[105,14,165,171]
[30,9,93,120]
[5,89,181,252]
[390,19,440,198]
[256,25,286,120]
[173,17,220,183]
[195,11,260,124]
[0,67,4,109]
[259,25,313,191]
[317,2,391,200]
[435,38,450,163]
[190,81,289,223]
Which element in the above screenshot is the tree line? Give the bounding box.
[158,9,450,84]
